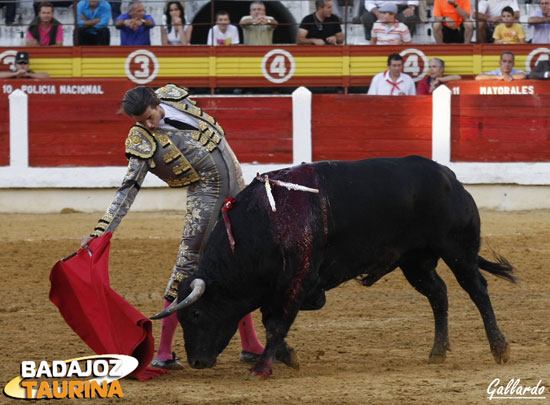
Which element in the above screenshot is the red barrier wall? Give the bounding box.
[311,94,432,161]
[1,79,293,167]
[4,79,550,169]
[199,97,293,164]
[0,97,8,166]
[451,95,550,162]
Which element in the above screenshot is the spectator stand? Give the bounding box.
[0,1,543,48]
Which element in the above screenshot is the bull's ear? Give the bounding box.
[150,279,206,320]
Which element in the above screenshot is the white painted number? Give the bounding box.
[125,50,159,85]
[404,54,420,76]
[270,55,287,77]
[133,55,150,78]
[399,48,428,83]
[262,49,295,84]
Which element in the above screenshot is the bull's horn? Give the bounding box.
[150,279,206,320]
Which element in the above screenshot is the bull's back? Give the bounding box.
[219,156,478,288]
[315,156,467,220]
[312,156,479,283]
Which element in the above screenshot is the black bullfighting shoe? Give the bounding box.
[150,352,184,370]
[239,351,261,363]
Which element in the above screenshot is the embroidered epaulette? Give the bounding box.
[125,125,156,159]
[155,84,190,102]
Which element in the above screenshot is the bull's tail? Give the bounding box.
[478,255,516,283]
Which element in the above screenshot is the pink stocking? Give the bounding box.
[156,300,179,361]
[238,312,264,354]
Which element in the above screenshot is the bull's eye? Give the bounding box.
[192,310,200,320]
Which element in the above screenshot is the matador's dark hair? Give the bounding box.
[122,86,160,117]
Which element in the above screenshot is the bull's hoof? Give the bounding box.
[492,342,511,364]
[249,364,273,379]
[276,346,300,370]
[429,342,450,364]
[428,353,447,364]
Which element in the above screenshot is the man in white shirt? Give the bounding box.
[360,0,419,41]
[367,53,416,95]
[207,10,240,45]
[472,0,520,42]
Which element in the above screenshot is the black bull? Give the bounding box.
[152,156,516,378]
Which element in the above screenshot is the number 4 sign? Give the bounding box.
[400,48,428,83]
[261,49,296,84]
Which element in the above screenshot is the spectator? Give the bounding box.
[161,1,188,45]
[0,51,50,79]
[207,11,239,45]
[493,6,525,44]
[297,0,344,45]
[33,0,73,17]
[528,0,550,44]
[475,51,526,82]
[239,1,278,45]
[472,0,519,43]
[26,2,64,46]
[115,1,155,46]
[528,50,550,80]
[77,0,111,45]
[367,53,416,95]
[433,0,473,44]
[109,0,121,23]
[360,0,419,41]
[370,3,411,45]
[417,58,461,95]
[0,0,16,25]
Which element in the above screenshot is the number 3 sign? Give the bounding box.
[125,49,159,85]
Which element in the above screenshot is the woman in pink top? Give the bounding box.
[26,2,64,46]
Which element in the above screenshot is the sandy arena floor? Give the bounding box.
[1,209,549,404]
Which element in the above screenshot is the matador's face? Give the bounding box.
[131,105,163,131]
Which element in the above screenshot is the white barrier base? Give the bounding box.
[2,184,550,213]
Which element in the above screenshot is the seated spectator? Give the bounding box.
[528,0,550,44]
[77,0,111,45]
[296,0,344,45]
[472,0,519,43]
[109,0,121,23]
[207,11,239,45]
[417,58,461,95]
[0,51,50,79]
[26,2,64,46]
[115,0,155,46]
[239,1,278,45]
[33,0,74,17]
[493,6,525,44]
[528,50,550,80]
[161,1,188,45]
[370,3,411,45]
[475,51,526,82]
[433,0,473,44]
[360,0,419,41]
[0,0,16,25]
[367,53,416,95]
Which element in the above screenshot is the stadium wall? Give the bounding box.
[2,85,550,212]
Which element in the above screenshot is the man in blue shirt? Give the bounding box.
[115,0,155,45]
[475,51,526,82]
[77,0,111,45]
